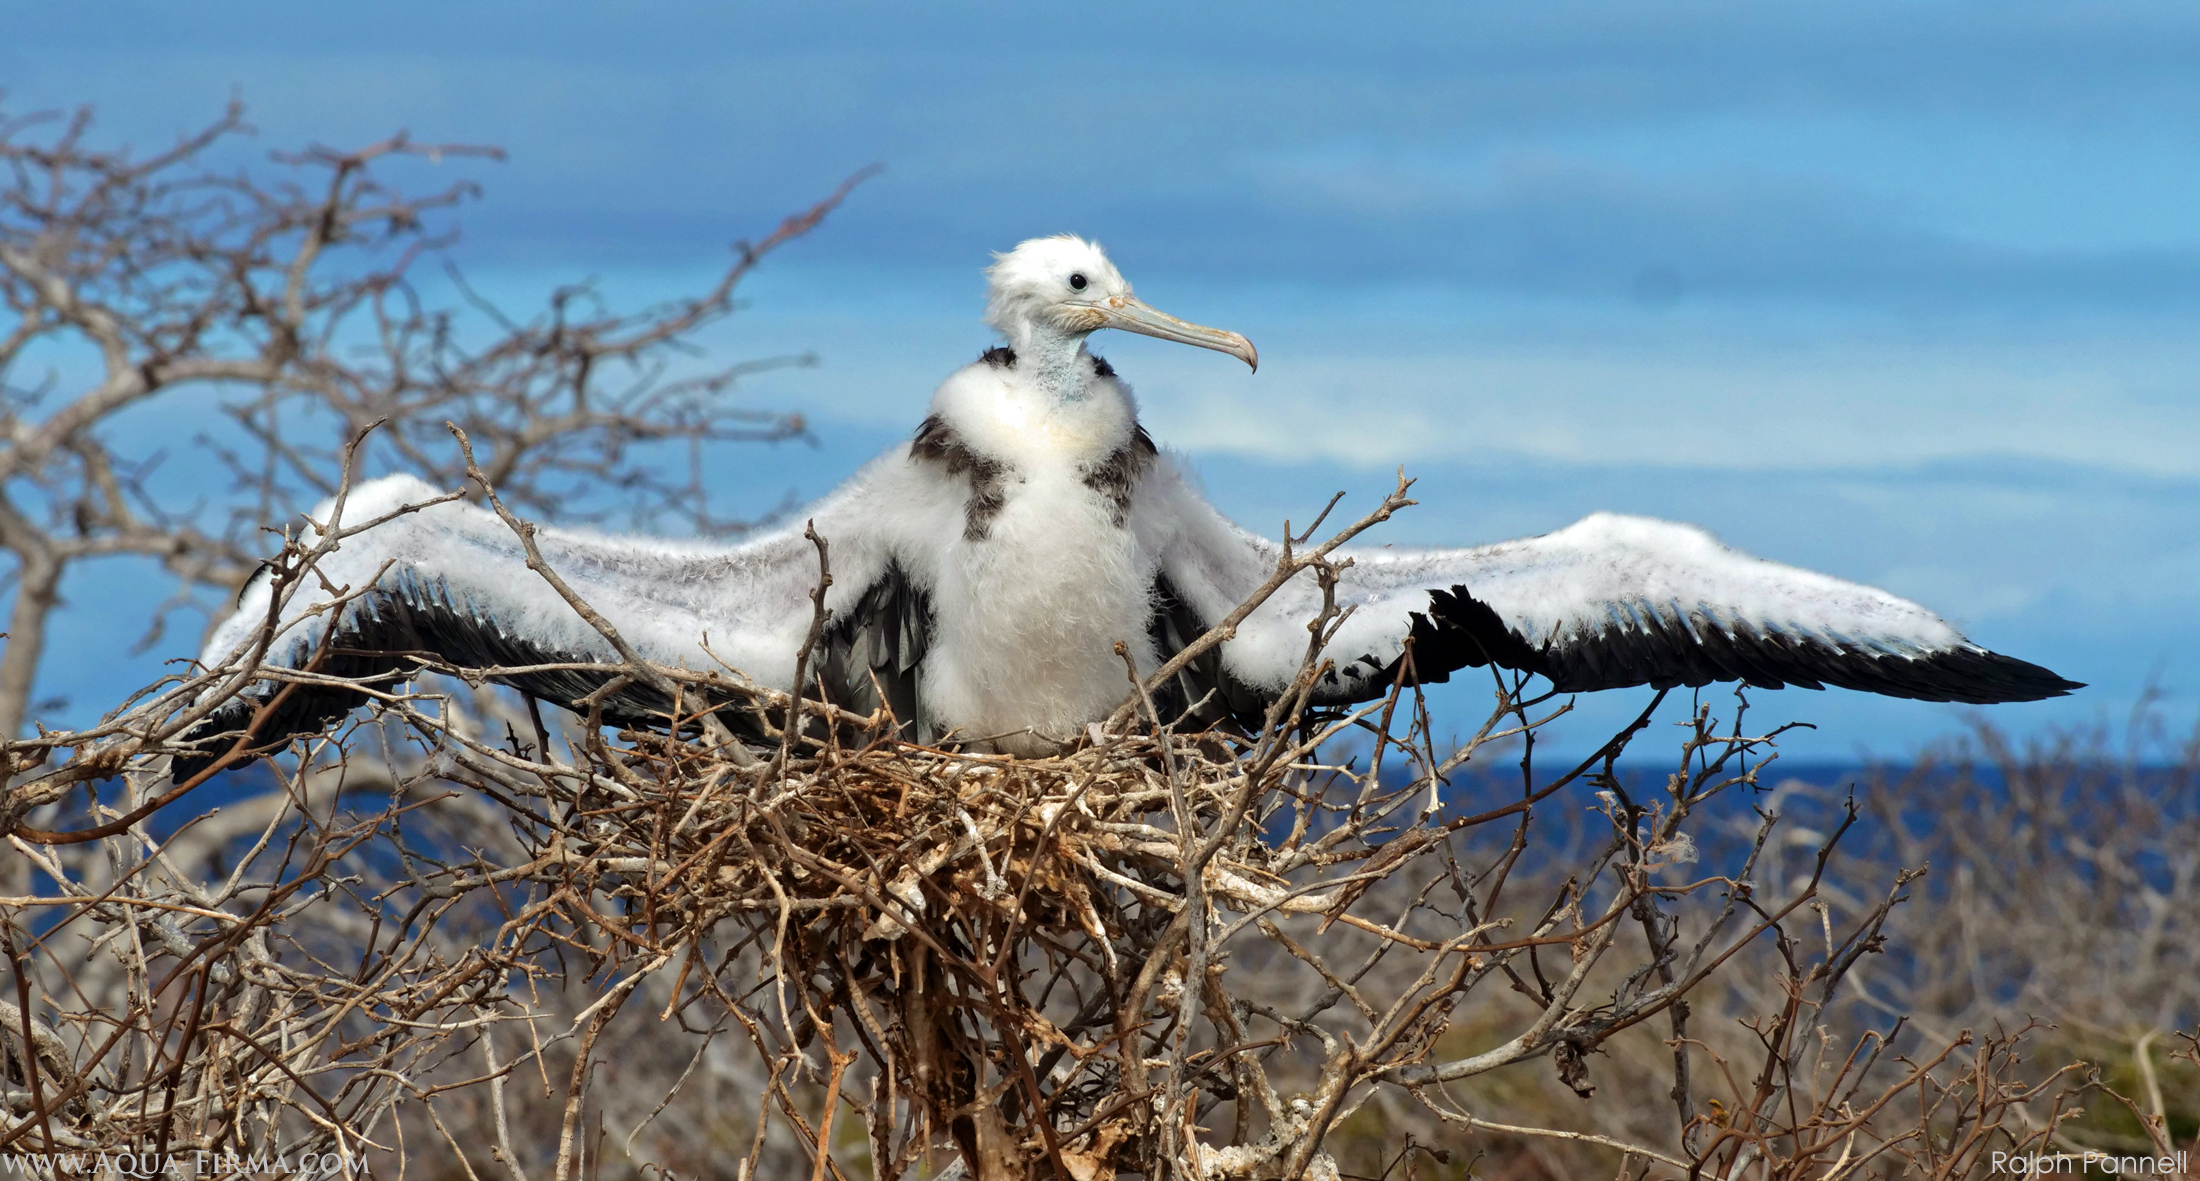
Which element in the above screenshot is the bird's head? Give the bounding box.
[983,236,1257,371]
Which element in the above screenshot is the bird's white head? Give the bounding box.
[983,235,1257,373]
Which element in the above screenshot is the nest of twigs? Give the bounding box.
[534,716,1396,1180]
[585,726,1364,952]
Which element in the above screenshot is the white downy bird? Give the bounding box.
[179,235,2078,774]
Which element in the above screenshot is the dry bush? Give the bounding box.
[7,463,2173,1180]
[0,99,837,743]
[1849,716,2200,1159]
[5,102,2195,1181]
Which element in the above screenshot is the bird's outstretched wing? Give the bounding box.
[178,471,941,776]
[1150,474,2080,709]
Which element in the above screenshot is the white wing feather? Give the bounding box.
[1146,461,2071,704]
[204,459,952,691]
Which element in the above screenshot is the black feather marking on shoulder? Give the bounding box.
[1090,353,1116,378]
[1081,424,1157,527]
[911,414,1011,541]
[981,346,1017,368]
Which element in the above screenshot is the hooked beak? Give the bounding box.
[1096,296,1259,372]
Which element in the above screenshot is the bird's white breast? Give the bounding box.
[916,361,1161,747]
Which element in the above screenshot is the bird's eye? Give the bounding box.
[1069,273,1088,291]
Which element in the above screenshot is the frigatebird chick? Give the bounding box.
[176,236,2078,775]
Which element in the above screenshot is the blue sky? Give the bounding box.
[6,1,2198,761]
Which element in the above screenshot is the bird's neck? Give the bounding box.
[928,335,1137,474]
[1014,324,1099,403]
